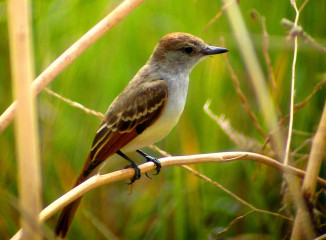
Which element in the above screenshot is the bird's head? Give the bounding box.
[150,32,228,71]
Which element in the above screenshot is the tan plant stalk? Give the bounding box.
[0,0,146,134]
[280,0,316,239]
[45,88,104,119]
[10,152,326,240]
[291,102,326,239]
[284,0,300,167]
[7,0,42,239]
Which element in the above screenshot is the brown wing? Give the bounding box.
[83,79,168,177]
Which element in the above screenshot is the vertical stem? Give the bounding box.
[302,102,326,195]
[288,1,316,239]
[291,102,326,239]
[284,0,300,166]
[7,0,42,239]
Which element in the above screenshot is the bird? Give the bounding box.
[55,32,228,238]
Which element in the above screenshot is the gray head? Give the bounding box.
[149,32,228,72]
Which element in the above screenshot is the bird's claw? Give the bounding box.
[145,155,161,176]
[124,163,141,184]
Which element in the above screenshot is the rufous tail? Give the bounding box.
[55,153,93,238]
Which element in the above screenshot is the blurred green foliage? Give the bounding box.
[0,0,325,239]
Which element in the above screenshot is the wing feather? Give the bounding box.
[88,79,168,170]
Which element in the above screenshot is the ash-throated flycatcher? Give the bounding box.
[55,32,228,237]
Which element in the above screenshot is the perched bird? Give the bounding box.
[55,32,228,238]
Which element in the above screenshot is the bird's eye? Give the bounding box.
[183,47,194,54]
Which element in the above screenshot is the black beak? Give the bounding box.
[201,46,229,55]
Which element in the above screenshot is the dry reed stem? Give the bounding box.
[281,15,302,237]
[284,0,300,167]
[0,0,146,135]
[11,152,326,240]
[7,0,42,239]
[292,102,326,239]
[301,102,326,199]
[287,0,315,238]
[45,88,104,119]
[221,0,284,159]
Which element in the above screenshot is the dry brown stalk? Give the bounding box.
[0,0,146,135]
[283,0,300,167]
[287,0,316,238]
[45,88,104,119]
[292,102,326,239]
[301,102,326,197]
[7,0,42,238]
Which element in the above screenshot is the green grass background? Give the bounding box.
[0,0,325,239]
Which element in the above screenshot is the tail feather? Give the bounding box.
[55,197,82,238]
[55,129,124,237]
[55,153,94,238]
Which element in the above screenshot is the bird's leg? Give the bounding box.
[136,149,161,178]
[116,150,141,184]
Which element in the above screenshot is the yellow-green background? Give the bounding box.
[0,0,325,239]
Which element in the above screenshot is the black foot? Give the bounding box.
[117,150,141,184]
[124,163,141,184]
[136,150,161,177]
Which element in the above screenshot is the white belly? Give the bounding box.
[121,74,189,152]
